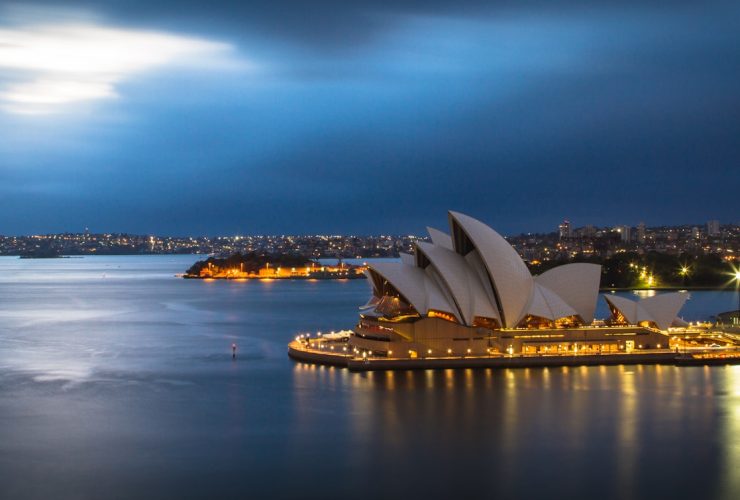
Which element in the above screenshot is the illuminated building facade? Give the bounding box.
[558,220,572,240]
[350,212,687,358]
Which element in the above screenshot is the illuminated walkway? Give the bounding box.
[287,339,740,372]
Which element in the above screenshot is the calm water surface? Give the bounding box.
[0,255,739,500]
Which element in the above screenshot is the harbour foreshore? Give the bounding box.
[287,340,740,371]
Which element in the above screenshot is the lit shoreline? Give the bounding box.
[287,339,740,371]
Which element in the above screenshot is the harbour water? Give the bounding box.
[0,255,739,499]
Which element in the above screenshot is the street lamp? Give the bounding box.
[678,265,690,286]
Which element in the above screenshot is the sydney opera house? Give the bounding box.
[349,211,688,358]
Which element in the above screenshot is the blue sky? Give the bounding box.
[0,1,738,236]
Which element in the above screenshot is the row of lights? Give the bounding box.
[350,347,477,358]
[299,336,676,357]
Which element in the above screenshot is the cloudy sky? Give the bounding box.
[1,1,738,236]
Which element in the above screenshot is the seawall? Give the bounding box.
[287,341,715,372]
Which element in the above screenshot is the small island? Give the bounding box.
[183,252,367,280]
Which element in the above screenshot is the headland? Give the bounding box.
[183,252,366,279]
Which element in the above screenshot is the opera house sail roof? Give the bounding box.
[604,293,689,330]
[363,211,687,331]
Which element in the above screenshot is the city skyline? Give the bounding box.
[0,219,740,236]
[0,217,736,239]
[2,1,739,236]
[3,218,738,265]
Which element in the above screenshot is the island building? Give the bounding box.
[349,211,688,358]
[194,261,365,279]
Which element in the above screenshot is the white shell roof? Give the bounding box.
[604,293,688,330]
[427,227,453,250]
[464,251,502,319]
[604,295,641,324]
[448,211,534,328]
[535,263,602,324]
[368,261,457,318]
[415,241,500,325]
[361,211,610,330]
[399,252,415,266]
[526,283,578,321]
[636,303,655,324]
[640,293,689,330]
[422,266,464,322]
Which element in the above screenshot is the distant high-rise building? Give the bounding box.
[707,220,720,237]
[691,226,700,239]
[558,220,572,239]
[637,222,646,243]
[616,225,631,242]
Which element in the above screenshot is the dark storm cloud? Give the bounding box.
[31,0,706,50]
[0,0,739,235]
[20,0,495,50]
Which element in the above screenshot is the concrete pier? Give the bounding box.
[287,340,709,372]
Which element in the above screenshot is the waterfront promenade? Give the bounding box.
[288,339,740,371]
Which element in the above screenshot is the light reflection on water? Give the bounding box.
[0,256,739,499]
[315,368,713,500]
[292,363,740,499]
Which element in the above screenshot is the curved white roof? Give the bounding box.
[368,261,457,319]
[368,262,426,314]
[361,211,609,331]
[464,250,502,319]
[604,295,641,324]
[535,263,601,323]
[448,211,533,328]
[415,241,500,325]
[640,293,689,330]
[526,283,578,321]
[604,293,688,330]
[636,302,655,324]
[399,252,415,266]
[422,266,465,322]
[427,227,453,250]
